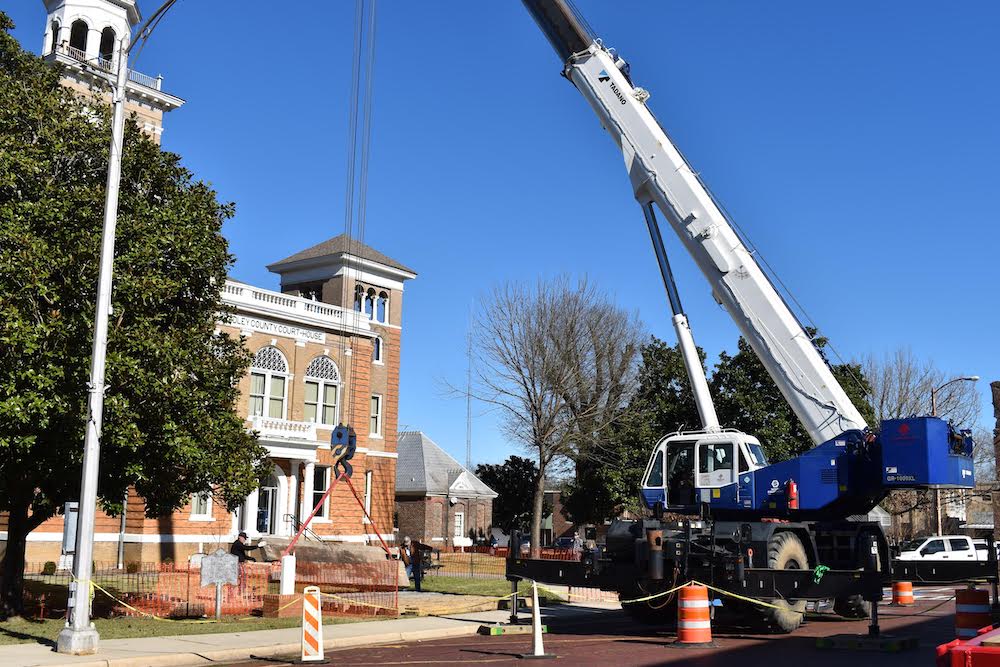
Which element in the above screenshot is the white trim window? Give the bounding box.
[454,511,465,538]
[190,492,213,521]
[369,395,382,437]
[372,336,384,364]
[249,346,288,419]
[312,466,331,520]
[362,470,373,524]
[304,356,341,426]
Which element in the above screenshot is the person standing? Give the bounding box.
[400,536,413,579]
[230,531,260,596]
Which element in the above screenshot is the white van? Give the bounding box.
[897,535,983,561]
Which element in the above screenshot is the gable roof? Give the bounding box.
[266,234,416,275]
[396,431,497,498]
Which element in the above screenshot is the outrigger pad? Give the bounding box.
[816,634,918,652]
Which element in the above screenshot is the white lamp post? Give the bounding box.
[57,0,181,655]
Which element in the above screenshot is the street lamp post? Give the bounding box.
[930,375,980,537]
[56,1,180,655]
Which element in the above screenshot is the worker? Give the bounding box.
[400,536,413,579]
[230,531,259,562]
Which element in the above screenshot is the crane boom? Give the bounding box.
[523,0,866,445]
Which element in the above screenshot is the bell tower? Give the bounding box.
[41,0,184,143]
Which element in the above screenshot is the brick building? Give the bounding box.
[9,236,415,563]
[3,0,417,566]
[396,433,497,547]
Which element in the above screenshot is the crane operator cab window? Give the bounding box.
[665,442,695,506]
[697,441,735,488]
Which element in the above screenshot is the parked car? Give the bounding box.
[553,537,575,549]
[897,535,985,561]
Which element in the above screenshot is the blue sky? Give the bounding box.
[7,1,998,467]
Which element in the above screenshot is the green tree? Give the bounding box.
[562,336,702,522]
[711,334,875,462]
[475,456,550,533]
[0,13,268,617]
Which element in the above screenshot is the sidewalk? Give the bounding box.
[0,608,521,667]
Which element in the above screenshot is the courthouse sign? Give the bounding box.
[228,314,326,344]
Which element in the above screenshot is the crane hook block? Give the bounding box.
[331,424,357,479]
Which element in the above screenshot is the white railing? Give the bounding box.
[248,416,317,441]
[221,280,367,332]
[54,43,163,91]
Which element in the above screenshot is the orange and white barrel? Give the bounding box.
[892,581,914,606]
[677,584,712,644]
[301,585,324,662]
[955,586,991,639]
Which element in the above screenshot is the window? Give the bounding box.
[248,347,288,419]
[99,27,115,62]
[369,395,382,436]
[312,466,330,518]
[372,337,383,363]
[354,285,364,312]
[362,470,373,524]
[364,289,375,319]
[50,21,60,54]
[921,539,946,555]
[644,450,664,487]
[454,511,465,538]
[190,492,212,519]
[739,448,749,474]
[698,443,733,474]
[376,292,388,323]
[949,539,971,552]
[304,356,340,425]
[69,19,88,53]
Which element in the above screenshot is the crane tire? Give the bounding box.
[759,531,808,633]
[833,594,871,619]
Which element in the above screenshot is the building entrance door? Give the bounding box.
[257,480,278,535]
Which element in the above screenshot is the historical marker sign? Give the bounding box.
[201,548,239,587]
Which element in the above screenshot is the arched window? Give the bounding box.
[99,27,116,62]
[50,21,60,54]
[372,336,383,364]
[69,19,88,54]
[364,288,376,320]
[304,356,340,426]
[354,285,364,313]
[249,346,288,419]
[376,291,388,323]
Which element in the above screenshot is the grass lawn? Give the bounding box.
[418,576,564,602]
[0,614,363,647]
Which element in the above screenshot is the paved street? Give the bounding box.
[222,593,959,666]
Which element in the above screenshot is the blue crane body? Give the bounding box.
[514,0,979,634]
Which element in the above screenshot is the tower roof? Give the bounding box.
[43,0,142,27]
[267,234,416,276]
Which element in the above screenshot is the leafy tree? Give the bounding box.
[475,456,551,533]
[562,337,701,522]
[711,333,875,462]
[0,13,268,617]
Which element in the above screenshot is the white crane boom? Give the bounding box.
[524,1,866,445]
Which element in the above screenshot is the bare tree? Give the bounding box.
[472,277,641,557]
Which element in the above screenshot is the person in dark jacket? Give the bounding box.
[230,531,258,562]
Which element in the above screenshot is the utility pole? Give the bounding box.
[465,328,473,471]
[57,1,179,655]
[991,382,1000,563]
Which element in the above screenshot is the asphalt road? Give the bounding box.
[224,592,960,666]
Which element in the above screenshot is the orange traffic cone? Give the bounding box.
[677,584,713,646]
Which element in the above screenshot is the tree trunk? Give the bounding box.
[530,463,546,559]
[1,492,32,619]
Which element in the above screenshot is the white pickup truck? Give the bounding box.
[896,535,991,561]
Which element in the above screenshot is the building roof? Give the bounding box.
[267,234,416,276]
[396,432,497,499]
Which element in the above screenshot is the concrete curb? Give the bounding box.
[42,624,483,667]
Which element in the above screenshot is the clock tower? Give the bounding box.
[41,0,184,143]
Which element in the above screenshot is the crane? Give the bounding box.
[509,0,979,633]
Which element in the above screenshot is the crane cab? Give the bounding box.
[641,430,768,513]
